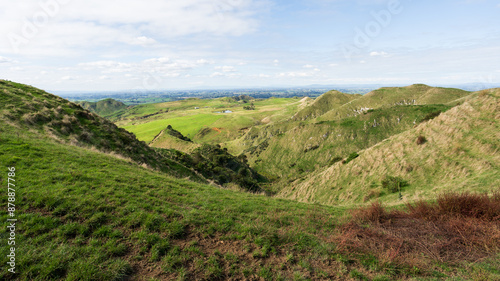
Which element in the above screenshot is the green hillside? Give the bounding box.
[292,90,361,121]
[318,84,470,121]
[278,89,500,205]
[0,80,200,181]
[1,81,498,280]
[77,98,128,117]
[238,104,453,184]
[0,80,263,191]
[223,85,471,186]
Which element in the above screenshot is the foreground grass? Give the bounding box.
[1,123,499,280]
[0,125,343,280]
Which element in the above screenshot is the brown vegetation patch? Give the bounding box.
[337,193,500,272]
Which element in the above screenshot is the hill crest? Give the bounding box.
[278,89,499,205]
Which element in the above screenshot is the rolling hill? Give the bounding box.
[77,98,128,117]
[230,85,470,186]
[0,80,200,181]
[1,80,498,280]
[292,90,361,121]
[317,84,470,121]
[0,80,263,190]
[278,89,500,205]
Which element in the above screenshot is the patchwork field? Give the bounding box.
[117,97,304,144]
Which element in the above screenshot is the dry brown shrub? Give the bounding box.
[336,193,500,271]
[351,202,387,223]
[416,135,427,145]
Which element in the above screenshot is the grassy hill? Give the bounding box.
[292,90,361,121]
[0,81,498,280]
[77,98,128,117]
[225,85,471,186]
[0,80,263,191]
[237,104,453,185]
[278,89,500,206]
[318,84,470,121]
[0,80,200,181]
[150,125,201,153]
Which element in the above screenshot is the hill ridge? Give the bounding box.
[278,90,499,205]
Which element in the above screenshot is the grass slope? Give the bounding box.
[238,104,453,184]
[318,84,470,121]
[77,98,128,117]
[292,90,361,121]
[1,119,499,280]
[278,90,500,206]
[0,80,202,182]
[0,81,499,280]
[150,126,201,153]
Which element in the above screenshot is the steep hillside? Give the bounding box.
[2,110,498,281]
[278,89,499,205]
[292,90,361,120]
[238,104,452,184]
[0,80,268,191]
[77,98,128,117]
[0,80,201,181]
[150,125,267,192]
[318,84,470,121]
[230,85,471,184]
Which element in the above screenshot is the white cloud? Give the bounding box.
[0,0,263,56]
[370,51,389,57]
[128,36,157,46]
[278,72,312,77]
[77,57,204,77]
[0,56,12,63]
[303,64,315,68]
[61,76,76,81]
[196,59,213,65]
[210,72,224,77]
[215,65,236,72]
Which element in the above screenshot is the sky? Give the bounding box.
[1,0,499,92]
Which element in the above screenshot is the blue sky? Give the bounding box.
[1,0,499,91]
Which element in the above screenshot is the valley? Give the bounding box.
[0,80,498,280]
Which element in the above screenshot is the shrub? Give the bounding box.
[343,152,359,164]
[329,156,343,165]
[351,202,387,223]
[381,176,408,193]
[416,135,427,145]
